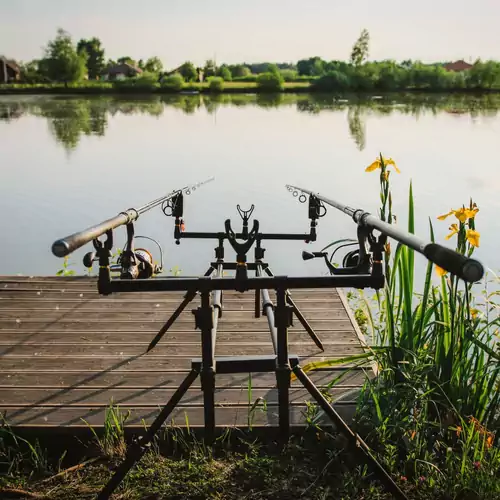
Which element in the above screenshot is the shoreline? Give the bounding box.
[1,83,500,96]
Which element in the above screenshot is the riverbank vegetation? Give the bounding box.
[345,156,500,499]
[4,28,500,94]
[1,157,499,499]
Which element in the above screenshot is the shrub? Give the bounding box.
[312,71,351,92]
[280,69,298,82]
[217,66,232,81]
[208,77,224,92]
[256,72,284,92]
[376,64,406,90]
[133,72,160,90]
[114,73,159,92]
[161,73,184,92]
[232,75,257,82]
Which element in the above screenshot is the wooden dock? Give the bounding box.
[0,277,372,430]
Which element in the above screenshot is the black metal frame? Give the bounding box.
[53,189,411,500]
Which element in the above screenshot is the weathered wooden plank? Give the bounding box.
[0,276,366,430]
[0,300,342,312]
[0,293,341,306]
[0,342,362,357]
[0,279,339,294]
[1,403,357,427]
[0,369,369,388]
[0,281,339,297]
[0,319,355,332]
[0,386,357,407]
[0,354,365,371]
[0,330,358,344]
[0,309,349,320]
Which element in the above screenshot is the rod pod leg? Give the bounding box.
[275,287,290,440]
[194,291,216,442]
[147,289,198,352]
[97,369,200,500]
[292,365,408,500]
[264,266,324,351]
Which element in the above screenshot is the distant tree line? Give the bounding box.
[10,28,500,92]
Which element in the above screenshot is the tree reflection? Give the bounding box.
[43,99,107,150]
[347,106,366,151]
[1,93,499,151]
[0,101,25,122]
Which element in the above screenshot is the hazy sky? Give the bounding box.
[1,0,499,67]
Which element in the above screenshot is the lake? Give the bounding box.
[0,93,499,280]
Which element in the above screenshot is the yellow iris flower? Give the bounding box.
[365,157,400,173]
[438,206,479,223]
[445,224,459,240]
[470,308,480,319]
[466,229,480,247]
[435,265,448,277]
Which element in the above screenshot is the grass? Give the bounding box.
[5,79,496,95]
[0,81,311,95]
[0,410,405,500]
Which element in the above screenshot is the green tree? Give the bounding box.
[312,71,351,91]
[143,57,163,74]
[280,69,298,81]
[297,57,319,76]
[204,59,217,78]
[179,61,198,81]
[230,64,251,78]
[117,56,136,65]
[468,60,500,89]
[376,61,406,90]
[217,65,232,81]
[19,60,47,83]
[76,37,105,79]
[350,29,370,66]
[312,58,325,76]
[41,29,87,84]
[256,72,284,92]
[296,57,326,76]
[266,63,280,75]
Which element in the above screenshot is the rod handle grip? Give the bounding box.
[424,244,484,283]
[52,212,134,258]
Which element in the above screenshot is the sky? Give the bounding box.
[1,0,499,67]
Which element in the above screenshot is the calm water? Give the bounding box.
[1,93,499,278]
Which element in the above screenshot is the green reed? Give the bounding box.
[350,154,500,495]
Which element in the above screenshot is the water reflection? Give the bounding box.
[347,106,366,151]
[1,93,499,152]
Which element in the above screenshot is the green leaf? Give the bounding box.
[293,351,382,381]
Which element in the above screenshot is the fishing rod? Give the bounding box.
[51,177,215,280]
[51,177,215,258]
[286,184,484,283]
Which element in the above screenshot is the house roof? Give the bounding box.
[443,60,473,72]
[0,57,20,73]
[102,63,143,75]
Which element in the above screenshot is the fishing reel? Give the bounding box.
[302,225,378,276]
[83,232,164,280]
